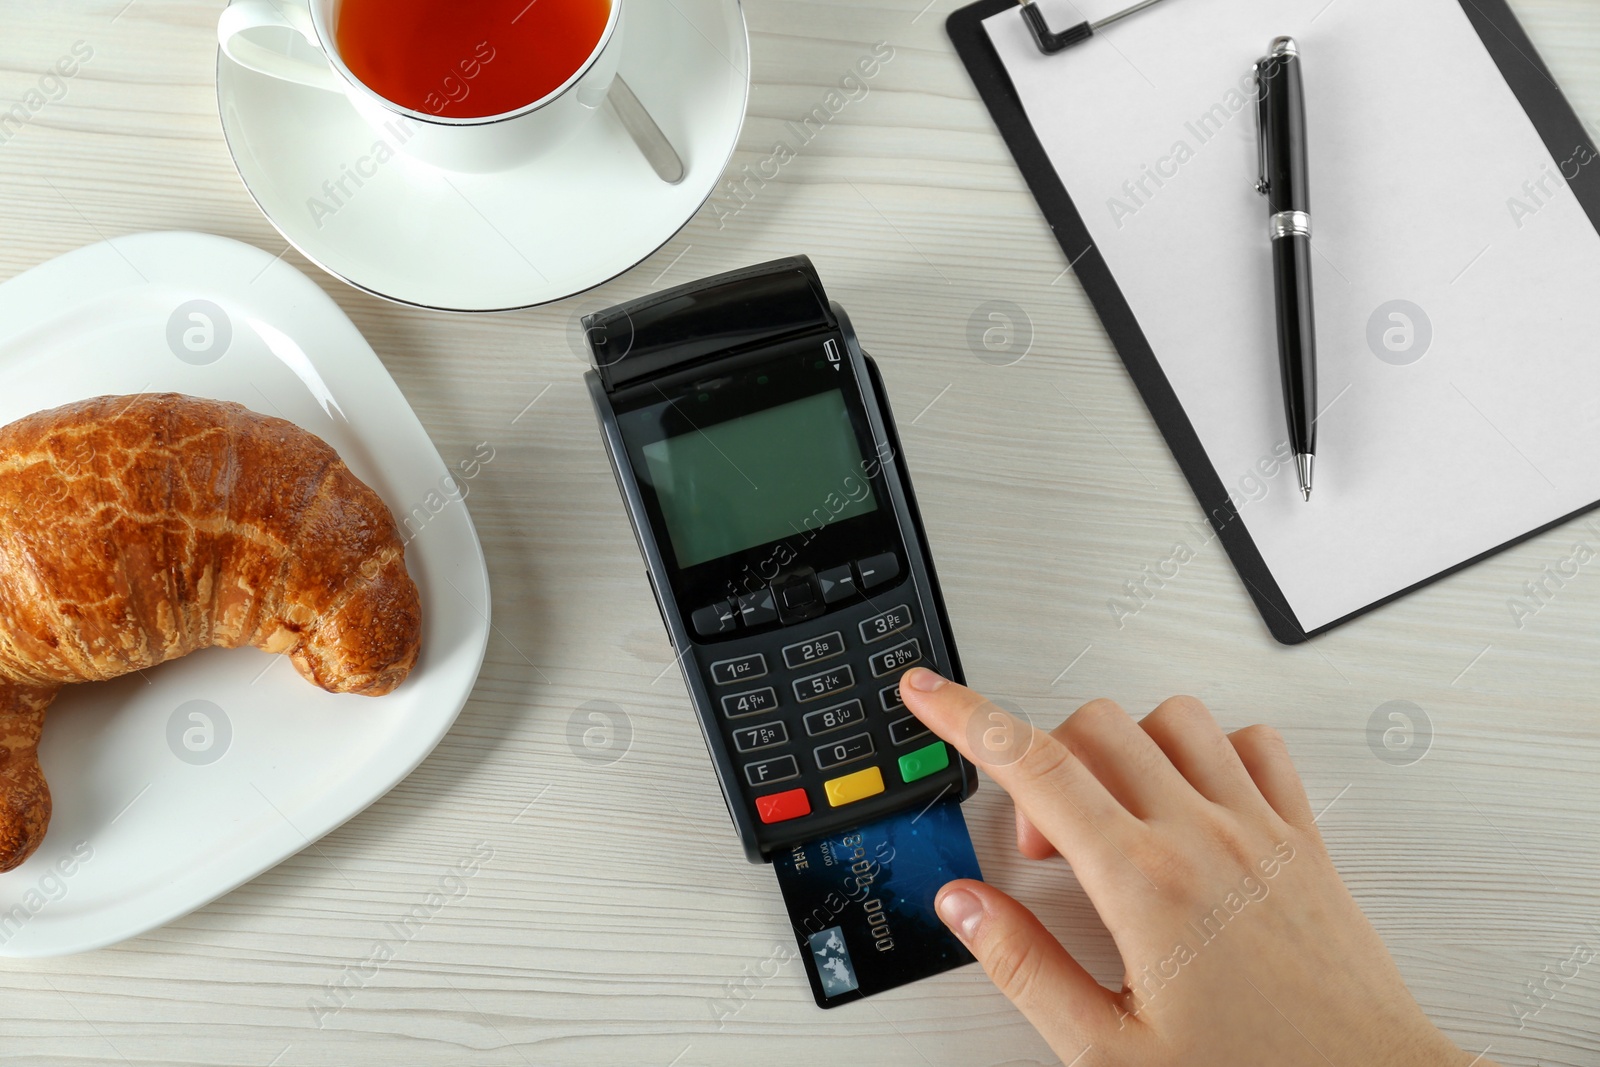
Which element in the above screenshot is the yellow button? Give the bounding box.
[824,766,885,807]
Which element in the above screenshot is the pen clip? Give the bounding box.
[1253,59,1270,197]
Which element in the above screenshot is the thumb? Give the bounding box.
[936,879,1127,1051]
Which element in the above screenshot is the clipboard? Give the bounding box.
[948,0,1600,645]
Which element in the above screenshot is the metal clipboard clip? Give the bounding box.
[1018,0,1175,55]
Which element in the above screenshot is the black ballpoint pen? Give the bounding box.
[1255,36,1318,502]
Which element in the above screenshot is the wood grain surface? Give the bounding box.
[2,0,1600,1063]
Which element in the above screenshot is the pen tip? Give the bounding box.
[1302,486,1311,502]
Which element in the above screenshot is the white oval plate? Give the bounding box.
[0,232,489,957]
[215,0,750,312]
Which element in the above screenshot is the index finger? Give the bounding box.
[898,667,1149,891]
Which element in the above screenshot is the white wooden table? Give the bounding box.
[3,1,1600,1063]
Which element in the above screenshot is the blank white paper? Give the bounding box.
[985,0,1600,631]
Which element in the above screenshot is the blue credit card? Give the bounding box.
[771,794,982,1008]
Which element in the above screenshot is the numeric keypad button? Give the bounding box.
[813,732,875,771]
[867,638,922,677]
[711,654,767,686]
[802,699,867,736]
[732,721,788,753]
[782,631,845,669]
[793,663,855,703]
[721,686,778,719]
[859,604,913,644]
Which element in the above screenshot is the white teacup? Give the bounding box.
[218,0,623,173]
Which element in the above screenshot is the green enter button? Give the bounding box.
[898,740,949,783]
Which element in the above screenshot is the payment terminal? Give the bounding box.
[584,256,978,864]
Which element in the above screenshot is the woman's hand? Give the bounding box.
[899,668,1490,1067]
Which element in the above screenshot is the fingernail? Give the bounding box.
[904,667,948,692]
[936,886,984,942]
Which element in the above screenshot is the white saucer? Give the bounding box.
[216,0,749,312]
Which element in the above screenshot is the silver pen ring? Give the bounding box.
[1270,210,1312,240]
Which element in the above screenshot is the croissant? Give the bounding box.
[0,394,421,872]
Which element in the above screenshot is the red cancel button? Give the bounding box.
[756,787,811,824]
